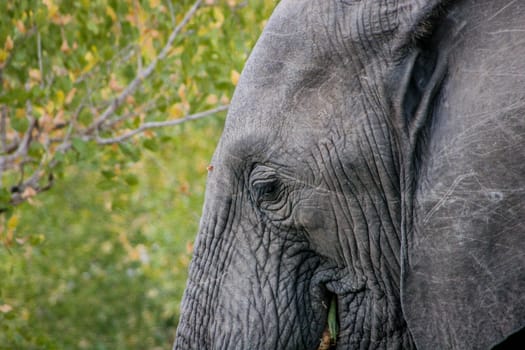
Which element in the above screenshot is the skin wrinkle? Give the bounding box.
[208,185,250,345]
[205,208,236,344]
[185,202,229,346]
[358,128,402,271]
[275,133,405,347]
[364,3,379,60]
[315,142,357,271]
[233,227,274,345]
[323,2,347,68]
[332,165,372,283]
[322,139,390,292]
[330,202,347,266]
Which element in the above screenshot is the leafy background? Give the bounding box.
[0,0,277,348]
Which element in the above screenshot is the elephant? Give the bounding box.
[174,0,525,349]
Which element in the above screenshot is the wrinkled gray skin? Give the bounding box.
[175,0,525,349]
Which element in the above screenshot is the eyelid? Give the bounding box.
[251,176,278,188]
[249,164,277,183]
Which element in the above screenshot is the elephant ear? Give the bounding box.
[393,1,525,349]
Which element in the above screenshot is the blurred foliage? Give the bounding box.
[0,0,277,348]
[0,0,273,207]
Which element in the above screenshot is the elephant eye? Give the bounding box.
[249,165,283,206]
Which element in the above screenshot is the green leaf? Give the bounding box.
[124,174,139,186]
[72,137,87,155]
[142,138,158,152]
[118,143,141,162]
[10,117,29,132]
[328,296,338,344]
[28,142,44,159]
[96,179,117,190]
[101,170,115,179]
[29,234,45,246]
[86,21,99,35]
[78,110,93,127]
[0,188,11,208]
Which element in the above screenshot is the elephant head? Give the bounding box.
[175,0,525,349]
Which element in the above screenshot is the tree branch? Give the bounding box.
[0,102,36,172]
[37,31,44,88]
[0,106,7,153]
[86,0,203,135]
[96,104,228,145]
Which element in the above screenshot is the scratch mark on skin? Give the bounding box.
[460,236,514,251]
[429,102,525,159]
[459,71,525,78]
[423,172,476,224]
[468,252,499,292]
[484,0,518,24]
[488,29,525,35]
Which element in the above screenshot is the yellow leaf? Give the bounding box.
[0,49,7,66]
[197,26,209,36]
[168,103,184,119]
[45,100,55,114]
[220,95,230,104]
[170,46,184,56]
[101,241,113,254]
[54,109,65,125]
[82,51,97,73]
[149,29,160,39]
[149,0,161,7]
[15,108,25,118]
[65,88,77,105]
[55,90,65,106]
[33,106,45,118]
[29,69,42,83]
[68,70,77,82]
[128,246,140,261]
[0,304,13,313]
[212,7,225,28]
[126,95,135,105]
[60,40,70,53]
[109,74,122,92]
[186,241,194,254]
[21,308,30,321]
[7,215,19,230]
[43,0,59,19]
[143,130,155,138]
[16,20,26,34]
[53,14,72,26]
[206,94,218,105]
[100,87,111,100]
[230,70,240,86]
[106,6,117,21]
[6,228,13,245]
[4,36,14,51]
[140,34,156,61]
[177,84,186,102]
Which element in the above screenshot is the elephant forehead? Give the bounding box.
[216,0,395,172]
[224,73,354,144]
[222,1,368,148]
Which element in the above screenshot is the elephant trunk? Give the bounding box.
[174,197,237,349]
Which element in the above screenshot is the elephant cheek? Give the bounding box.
[295,202,341,260]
